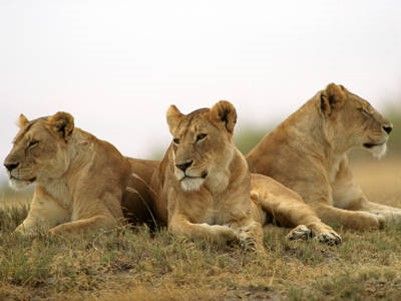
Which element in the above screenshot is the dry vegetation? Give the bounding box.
[2,110,401,300]
[0,156,400,301]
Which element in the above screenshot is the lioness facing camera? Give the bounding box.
[150,101,265,251]
[247,83,401,230]
[4,112,156,235]
[150,101,341,249]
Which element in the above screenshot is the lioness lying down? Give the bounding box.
[150,101,341,249]
[4,112,157,235]
[247,83,401,230]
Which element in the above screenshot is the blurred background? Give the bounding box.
[1,0,400,206]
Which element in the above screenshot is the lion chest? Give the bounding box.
[192,195,237,225]
[44,180,73,213]
[202,203,228,225]
[328,157,342,184]
[174,189,229,225]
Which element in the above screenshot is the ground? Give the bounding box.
[0,157,400,301]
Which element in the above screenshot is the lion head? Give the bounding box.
[166,101,238,191]
[320,83,392,158]
[4,112,75,190]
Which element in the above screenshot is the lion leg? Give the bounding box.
[48,190,126,236]
[363,201,401,223]
[49,214,118,236]
[332,174,401,225]
[312,203,384,230]
[332,158,401,225]
[252,190,341,245]
[169,214,237,245]
[277,202,343,245]
[344,198,401,224]
[15,187,69,236]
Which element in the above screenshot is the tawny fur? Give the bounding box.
[150,102,264,251]
[250,174,340,244]
[4,112,157,236]
[150,101,341,249]
[247,83,401,230]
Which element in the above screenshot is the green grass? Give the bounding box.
[0,205,400,300]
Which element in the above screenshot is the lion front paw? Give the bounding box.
[226,224,263,252]
[286,225,312,241]
[13,224,37,237]
[239,234,257,252]
[314,230,342,246]
[308,223,342,245]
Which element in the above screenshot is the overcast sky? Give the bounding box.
[1,0,401,179]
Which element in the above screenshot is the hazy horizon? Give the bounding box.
[1,0,401,180]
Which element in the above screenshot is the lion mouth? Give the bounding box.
[179,172,208,191]
[10,175,36,183]
[363,142,385,149]
[181,171,208,181]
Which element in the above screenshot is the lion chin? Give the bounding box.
[180,177,205,191]
[9,178,35,191]
[367,143,387,159]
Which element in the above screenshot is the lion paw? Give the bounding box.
[286,225,312,241]
[239,235,257,252]
[13,224,39,238]
[314,231,342,246]
[234,227,257,252]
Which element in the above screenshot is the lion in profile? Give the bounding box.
[247,83,401,230]
[150,101,341,249]
[4,112,157,235]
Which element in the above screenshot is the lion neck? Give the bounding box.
[246,94,346,177]
[204,147,248,195]
[286,94,353,157]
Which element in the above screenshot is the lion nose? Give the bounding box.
[176,160,193,172]
[4,162,19,172]
[383,125,392,134]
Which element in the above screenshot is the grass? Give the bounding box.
[0,158,400,300]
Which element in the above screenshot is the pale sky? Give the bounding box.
[1,0,401,179]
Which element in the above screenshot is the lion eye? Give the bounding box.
[196,133,207,142]
[173,138,180,144]
[28,140,39,148]
[358,108,371,118]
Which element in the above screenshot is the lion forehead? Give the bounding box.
[13,119,51,144]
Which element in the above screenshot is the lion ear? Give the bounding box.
[17,114,29,128]
[48,112,74,140]
[166,105,183,134]
[320,83,347,117]
[210,100,237,134]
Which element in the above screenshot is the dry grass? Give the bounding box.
[0,157,400,301]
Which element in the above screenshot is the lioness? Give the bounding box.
[4,112,157,235]
[247,83,401,230]
[150,101,341,249]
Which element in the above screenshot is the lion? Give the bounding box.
[247,83,401,230]
[3,112,157,235]
[150,101,341,250]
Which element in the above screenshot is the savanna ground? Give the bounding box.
[1,115,401,301]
